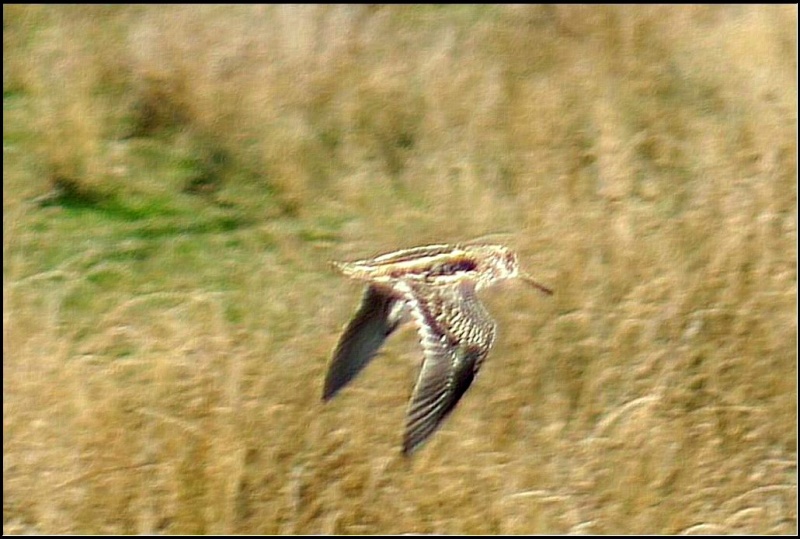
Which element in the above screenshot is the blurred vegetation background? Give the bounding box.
[3,5,797,534]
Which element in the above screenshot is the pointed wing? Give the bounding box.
[323,285,405,401]
[401,280,497,454]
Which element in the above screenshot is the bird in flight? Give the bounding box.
[322,243,552,455]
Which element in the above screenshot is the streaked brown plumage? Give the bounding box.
[322,243,552,455]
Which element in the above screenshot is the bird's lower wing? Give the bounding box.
[401,281,496,454]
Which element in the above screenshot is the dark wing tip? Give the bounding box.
[402,426,427,456]
[321,347,360,402]
[321,379,338,402]
[402,439,417,456]
[322,351,350,401]
[321,356,342,402]
[402,426,432,456]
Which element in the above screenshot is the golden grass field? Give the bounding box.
[3,5,797,534]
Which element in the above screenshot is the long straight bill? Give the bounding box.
[521,273,554,296]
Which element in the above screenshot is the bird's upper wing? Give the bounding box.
[323,285,405,401]
[400,279,497,454]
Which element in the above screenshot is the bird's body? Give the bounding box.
[323,243,552,455]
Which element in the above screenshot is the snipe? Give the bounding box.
[322,243,552,455]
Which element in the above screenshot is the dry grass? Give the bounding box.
[3,4,797,534]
